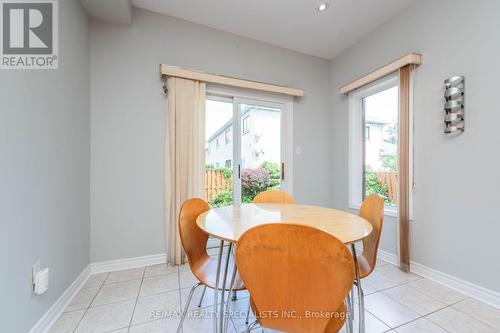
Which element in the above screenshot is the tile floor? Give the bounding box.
[50,259,500,333]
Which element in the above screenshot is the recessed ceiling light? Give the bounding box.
[317,2,329,12]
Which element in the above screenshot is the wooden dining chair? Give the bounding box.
[348,193,384,333]
[236,223,355,333]
[357,194,385,279]
[252,190,295,204]
[177,198,246,332]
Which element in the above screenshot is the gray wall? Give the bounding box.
[330,0,500,292]
[0,0,90,332]
[89,8,332,262]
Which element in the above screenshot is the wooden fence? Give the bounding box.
[204,169,232,202]
[375,171,398,204]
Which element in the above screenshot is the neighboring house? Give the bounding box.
[206,105,281,169]
[365,116,397,171]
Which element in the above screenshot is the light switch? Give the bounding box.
[34,268,49,295]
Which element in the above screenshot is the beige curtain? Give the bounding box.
[164,77,206,265]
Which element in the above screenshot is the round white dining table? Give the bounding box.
[196,203,373,333]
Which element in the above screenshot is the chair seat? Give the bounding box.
[191,254,246,291]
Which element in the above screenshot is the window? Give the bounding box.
[349,74,400,216]
[224,128,231,144]
[225,159,232,168]
[242,116,249,134]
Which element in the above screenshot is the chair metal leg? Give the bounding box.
[351,244,365,333]
[357,284,365,333]
[176,282,202,333]
[223,261,238,333]
[346,293,353,333]
[213,241,224,333]
[198,286,207,307]
[219,243,233,333]
[245,320,258,333]
[245,300,251,324]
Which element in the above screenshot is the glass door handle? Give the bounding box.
[238,164,241,179]
[281,162,285,180]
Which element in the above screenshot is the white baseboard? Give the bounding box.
[410,261,500,309]
[91,253,167,274]
[377,248,399,266]
[29,265,91,333]
[377,249,500,309]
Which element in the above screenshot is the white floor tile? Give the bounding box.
[427,307,497,333]
[132,290,181,325]
[129,318,180,333]
[395,317,448,333]
[376,265,422,285]
[48,310,85,333]
[65,287,100,312]
[182,306,237,333]
[144,263,178,278]
[352,282,378,299]
[179,269,200,289]
[348,301,391,333]
[179,263,191,272]
[83,273,109,289]
[180,285,218,310]
[106,267,145,284]
[92,279,141,306]
[363,271,404,291]
[364,292,420,328]
[140,273,179,297]
[229,298,255,332]
[383,285,447,316]
[74,300,135,333]
[406,279,467,305]
[452,298,500,330]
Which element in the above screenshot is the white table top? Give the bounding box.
[196,203,373,244]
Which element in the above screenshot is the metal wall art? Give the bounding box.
[444,76,464,133]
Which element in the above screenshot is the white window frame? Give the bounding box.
[348,73,405,218]
[242,115,250,134]
[206,84,294,199]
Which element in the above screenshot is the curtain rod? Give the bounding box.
[340,53,422,95]
[160,64,304,97]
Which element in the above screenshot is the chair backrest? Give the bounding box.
[359,194,385,276]
[252,190,295,204]
[236,223,354,333]
[178,198,210,267]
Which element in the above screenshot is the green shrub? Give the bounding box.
[365,167,390,204]
[208,191,233,207]
[260,161,281,188]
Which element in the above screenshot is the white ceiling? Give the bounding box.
[132,0,417,59]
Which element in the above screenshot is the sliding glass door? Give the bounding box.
[236,99,283,203]
[204,93,291,207]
